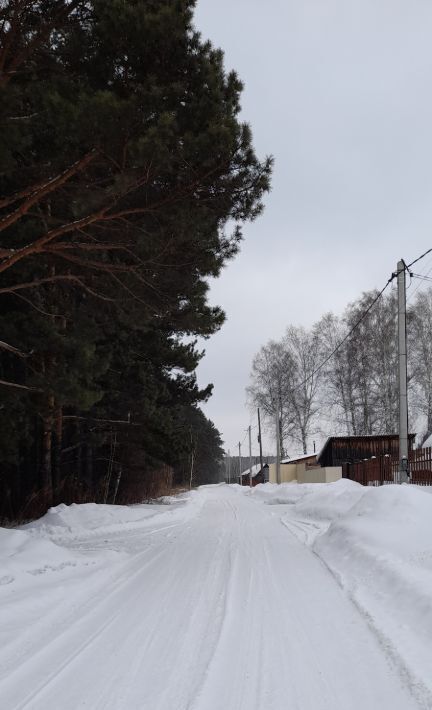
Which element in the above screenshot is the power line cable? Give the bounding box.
[290,275,395,393]
[407,258,432,303]
[240,429,248,446]
[407,247,432,269]
[240,248,431,455]
[287,247,432,393]
[232,422,257,455]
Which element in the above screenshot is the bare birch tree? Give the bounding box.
[248,286,432,452]
[368,290,398,433]
[318,291,398,437]
[281,326,322,454]
[316,313,356,434]
[247,340,297,457]
[247,326,322,455]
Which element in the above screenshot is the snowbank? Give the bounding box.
[314,484,432,704]
[0,493,197,663]
[266,480,432,705]
[1,494,196,593]
[27,501,167,533]
[248,481,309,505]
[22,493,195,545]
[250,478,366,519]
[0,526,85,587]
[291,478,366,521]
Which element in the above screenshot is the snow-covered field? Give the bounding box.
[1,481,431,709]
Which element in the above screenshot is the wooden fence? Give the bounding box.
[342,447,432,486]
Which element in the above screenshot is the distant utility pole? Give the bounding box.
[275,405,281,484]
[227,449,231,484]
[248,425,253,488]
[397,259,409,484]
[238,441,242,486]
[257,407,264,474]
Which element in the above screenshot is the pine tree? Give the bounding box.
[0,0,272,518]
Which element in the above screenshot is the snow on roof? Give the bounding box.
[422,433,432,448]
[280,452,317,464]
[241,463,264,478]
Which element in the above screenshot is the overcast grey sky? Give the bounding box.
[193,0,432,458]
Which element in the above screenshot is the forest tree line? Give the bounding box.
[0,0,272,520]
[248,287,432,457]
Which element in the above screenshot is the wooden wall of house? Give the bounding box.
[320,435,415,467]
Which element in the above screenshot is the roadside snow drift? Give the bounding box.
[261,480,432,706]
[0,526,85,586]
[314,484,432,703]
[23,494,194,541]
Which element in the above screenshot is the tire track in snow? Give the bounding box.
[186,497,270,710]
[153,498,239,710]
[7,498,237,710]
[1,486,424,710]
[0,519,189,683]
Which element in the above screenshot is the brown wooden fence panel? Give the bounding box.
[409,447,432,485]
[342,449,432,486]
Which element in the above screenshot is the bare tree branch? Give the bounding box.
[0,162,220,275]
[0,150,97,233]
[0,339,29,357]
[0,377,41,391]
[0,274,116,301]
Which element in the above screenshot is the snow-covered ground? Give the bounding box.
[1,481,431,709]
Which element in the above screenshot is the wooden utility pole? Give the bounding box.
[238,441,242,485]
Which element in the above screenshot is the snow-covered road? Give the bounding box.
[0,484,424,709]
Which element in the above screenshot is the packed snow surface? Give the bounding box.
[1,481,431,709]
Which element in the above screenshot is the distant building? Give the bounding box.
[269,452,317,484]
[240,463,269,486]
[269,450,340,484]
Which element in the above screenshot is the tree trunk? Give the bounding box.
[301,430,307,455]
[40,394,54,506]
[52,404,63,504]
[85,443,92,484]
